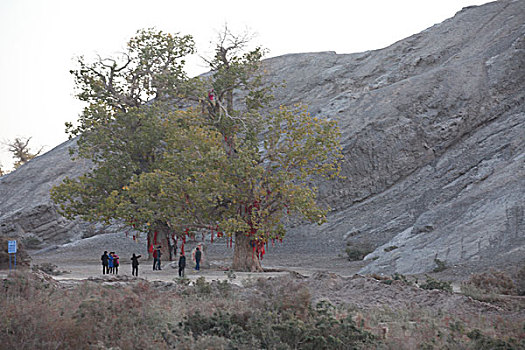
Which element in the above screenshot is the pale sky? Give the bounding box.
[0,0,492,171]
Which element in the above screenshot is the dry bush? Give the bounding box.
[516,264,525,296]
[362,305,524,349]
[1,270,172,349]
[2,270,523,349]
[465,269,517,295]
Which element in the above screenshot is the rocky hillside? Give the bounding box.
[1,0,523,274]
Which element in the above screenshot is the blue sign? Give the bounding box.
[8,240,17,254]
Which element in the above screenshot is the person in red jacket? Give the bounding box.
[153,246,162,271]
[152,248,158,270]
[113,253,120,275]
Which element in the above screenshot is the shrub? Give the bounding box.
[433,258,447,272]
[460,283,501,303]
[419,275,452,292]
[195,276,212,294]
[516,264,525,296]
[21,236,42,249]
[384,245,398,252]
[33,263,67,276]
[225,269,237,281]
[345,243,374,261]
[466,269,517,295]
[177,302,376,349]
[467,328,524,349]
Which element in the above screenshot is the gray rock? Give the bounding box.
[0,0,523,275]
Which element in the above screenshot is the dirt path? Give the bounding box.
[13,231,365,284]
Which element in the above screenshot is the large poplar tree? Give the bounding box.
[52,28,343,271]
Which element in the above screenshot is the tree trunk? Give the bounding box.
[232,232,263,272]
[149,225,172,261]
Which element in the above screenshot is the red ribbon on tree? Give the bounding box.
[153,231,158,245]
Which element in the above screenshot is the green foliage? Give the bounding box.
[346,242,374,261]
[68,28,195,116]
[179,302,375,349]
[376,273,413,286]
[52,27,344,271]
[419,275,453,292]
[194,276,212,295]
[433,258,448,272]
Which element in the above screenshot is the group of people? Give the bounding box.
[100,251,120,275]
[100,245,203,278]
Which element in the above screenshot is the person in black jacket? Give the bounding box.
[155,246,162,270]
[101,251,109,275]
[131,253,141,277]
[194,247,202,271]
[178,253,186,277]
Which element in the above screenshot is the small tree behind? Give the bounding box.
[7,137,43,169]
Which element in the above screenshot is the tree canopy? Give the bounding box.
[51,27,343,271]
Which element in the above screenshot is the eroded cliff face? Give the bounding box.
[0,139,101,247]
[262,0,524,274]
[0,0,523,273]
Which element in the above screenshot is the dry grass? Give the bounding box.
[1,270,524,349]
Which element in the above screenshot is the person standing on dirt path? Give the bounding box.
[152,247,158,270]
[155,246,162,270]
[113,253,120,275]
[108,252,114,274]
[178,252,186,277]
[101,251,109,275]
[131,253,141,276]
[194,246,202,271]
